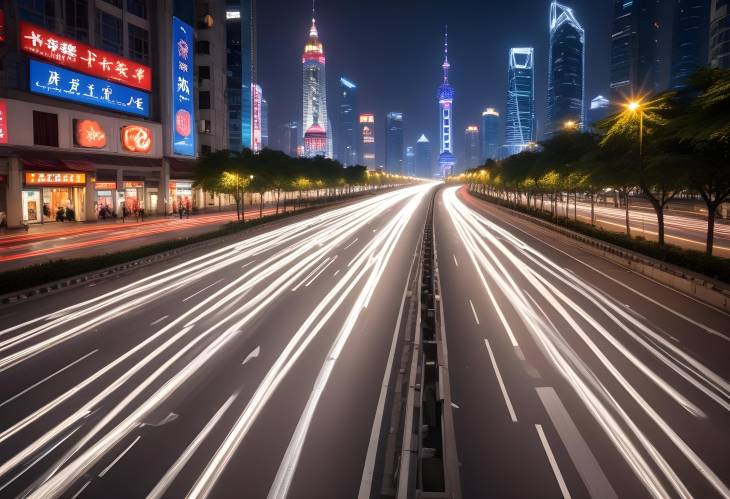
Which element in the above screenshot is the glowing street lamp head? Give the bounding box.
[564,120,576,130]
[627,101,641,112]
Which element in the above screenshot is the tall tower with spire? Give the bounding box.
[437,27,456,178]
[302,7,331,157]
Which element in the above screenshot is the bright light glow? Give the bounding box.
[627,101,641,112]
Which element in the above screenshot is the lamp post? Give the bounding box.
[242,174,253,222]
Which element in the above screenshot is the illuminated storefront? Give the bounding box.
[22,172,87,223]
[169,181,192,213]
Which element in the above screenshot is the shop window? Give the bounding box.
[96,11,123,55]
[200,119,211,134]
[196,41,210,54]
[199,91,211,110]
[127,0,147,19]
[33,111,59,147]
[63,0,89,42]
[198,65,210,83]
[128,24,150,65]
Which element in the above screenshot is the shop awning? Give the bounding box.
[7,148,162,170]
[61,160,97,172]
[167,157,196,177]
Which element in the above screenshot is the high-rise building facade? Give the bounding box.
[415,134,434,178]
[505,48,535,156]
[302,15,331,158]
[197,0,228,156]
[463,126,481,171]
[405,146,416,177]
[671,0,710,89]
[609,0,660,103]
[252,83,263,152]
[588,95,611,128]
[337,77,358,166]
[709,0,729,69]
[261,97,269,148]
[277,122,299,156]
[546,1,585,136]
[385,112,405,173]
[437,29,456,178]
[480,108,500,162]
[226,0,256,151]
[359,114,376,168]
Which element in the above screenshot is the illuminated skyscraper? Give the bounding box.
[609,0,660,103]
[359,114,376,168]
[415,134,434,178]
[302,13,331,157]
[463,126,480,171]
[405,146,415,177]
[261,97,269,148]
[505,47,535,156]
[437,27,456,178]
[252,83,263,152]
[670,0,709,88]
[337,77,358,166]
[480,108,500,162]
[226,0,256,151]
[546,1,585,136]
[385,112,404,173]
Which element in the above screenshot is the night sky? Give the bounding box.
[258,0,674,164]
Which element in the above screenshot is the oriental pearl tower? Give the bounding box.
[437,27,456,178]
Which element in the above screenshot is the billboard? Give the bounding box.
[74,119,107,148]
[0,100,7,144]
[30,60,149,117]
[25,172,86,186]
[171,17,195,157]
[20,21,151,91]
[121,125,153,153]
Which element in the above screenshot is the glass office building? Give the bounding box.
[505,47,535,154]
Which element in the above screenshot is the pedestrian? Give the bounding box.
[56,206,65,222]
[179,204,184,219]
[185,200,191,219]
[120,202,127,223]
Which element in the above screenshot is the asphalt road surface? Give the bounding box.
[0,183,728,499]
[436,186,730,499]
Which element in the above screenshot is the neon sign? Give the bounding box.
[20,21,151,91]
[121,125,153,153]
[0,100,7,144]
[30,60,149,117]
[74,119,107,148]
[171,17,196,156]
[25,172,86,186]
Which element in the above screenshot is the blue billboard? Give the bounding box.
[29,60,149,118]
[171,17,196,156]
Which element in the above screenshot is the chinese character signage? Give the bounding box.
[0,100,7,144]
[171,17,195,157]
[20,21,151,92]
[25,172,86,186]
[30,60,149,117]
[95,182,117,190]
[121,125,153,153]
[74,119,107,148]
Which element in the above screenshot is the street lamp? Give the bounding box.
[563,120,577,131]
[626,100,644,157]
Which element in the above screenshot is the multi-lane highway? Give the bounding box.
[0,184,728,498]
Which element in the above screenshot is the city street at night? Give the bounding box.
[2,0,730,497]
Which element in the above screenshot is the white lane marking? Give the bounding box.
[98,435,141,478]
[484,339,517,422]
[182,279,225,303]
[241,346,260,366]
[0,426,81,493]
[146,394,236,499]
[304,256,338,287]
[0,350,98,409]
[453,254,459,267]
[149,315,168,326]
[240,260,256,269]
[70,480,91,499]
[343,238,359,250]
[469,299,480,325]
[535,424,572,499]
[333,269,341,277]
[536,387,617,499]
[358,251,417,499]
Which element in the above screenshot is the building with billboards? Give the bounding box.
[0,0,233,228]
[359,113,376,169]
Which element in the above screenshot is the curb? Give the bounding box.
[471,192,730,313]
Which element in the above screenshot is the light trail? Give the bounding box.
[0,185,431,498]
[442,187,730,499]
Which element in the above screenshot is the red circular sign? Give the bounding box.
[175,109,191,138]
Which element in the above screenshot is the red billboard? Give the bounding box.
[20,21,151,92]
[74,119,107,148]
[121,125,153,153]
[0,100,7,144]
